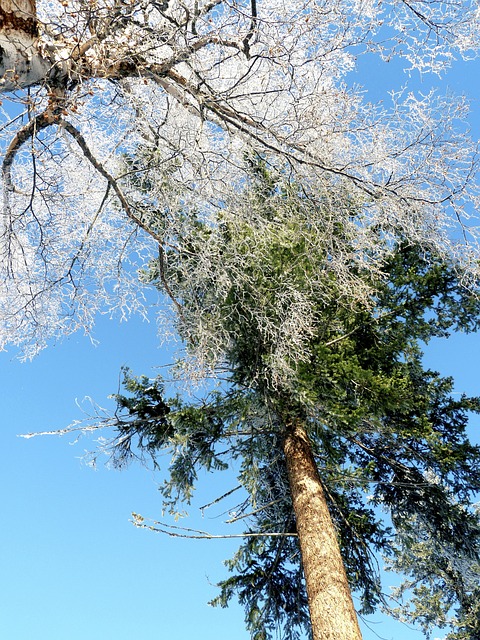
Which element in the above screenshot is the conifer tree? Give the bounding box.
[86,160,480,640]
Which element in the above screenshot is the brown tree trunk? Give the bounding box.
[283,421,362,640]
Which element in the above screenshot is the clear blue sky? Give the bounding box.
[1,47,480,640]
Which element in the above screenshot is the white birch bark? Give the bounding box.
[0,0,51,90]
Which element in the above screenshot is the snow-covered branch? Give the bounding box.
[0,0,479,356]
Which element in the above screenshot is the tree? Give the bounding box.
[387,512,480,639]
[70,163,480,640]
[1,0,480,355]
[3,2,480,634]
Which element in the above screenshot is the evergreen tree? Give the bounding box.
[92,161,480,639]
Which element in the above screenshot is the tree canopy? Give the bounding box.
[77,163,480,640]
[2,1,480,635]
[0,0,480,354]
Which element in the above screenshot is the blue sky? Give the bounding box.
[1,32,480,640]
[0,312,248,640]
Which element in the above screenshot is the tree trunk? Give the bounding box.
[0,0,51,91]
[283,421,362,640]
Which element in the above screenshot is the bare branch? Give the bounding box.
[131,513,298,538]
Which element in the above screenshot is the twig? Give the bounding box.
[226,498,282,523]
[131,514,298,538]
[3,112,56,192]
[199,485,242,513]
[59,119,184,315]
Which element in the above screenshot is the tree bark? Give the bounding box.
[0,0,51,91]
[283,421,362,640]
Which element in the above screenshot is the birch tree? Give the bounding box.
[0,0,480,355]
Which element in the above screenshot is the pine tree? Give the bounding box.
[89,161,480,639]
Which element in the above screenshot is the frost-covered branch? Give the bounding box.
[0,0,480,355]
[131,514,298,538]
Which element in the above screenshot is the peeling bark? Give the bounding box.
[0,0,37,37]
[283,422,363,640]
[0,0,51,90]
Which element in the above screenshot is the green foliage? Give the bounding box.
[211,532,309,640]
[103,158,480,639]
[387,508,480,639]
